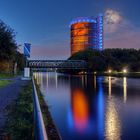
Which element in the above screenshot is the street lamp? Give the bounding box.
[108,69,112,74]
[123,69,127,73]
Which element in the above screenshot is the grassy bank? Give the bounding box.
[35,82,61,140]
[0,80,11,88]
[6,81,34,140]
[5,79,61,140]
[0,73,15,78]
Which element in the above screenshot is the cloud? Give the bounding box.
[104,9,122,24]
[104,9,140,49]
[104,9,123,33]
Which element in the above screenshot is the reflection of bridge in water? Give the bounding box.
[28,60,87,69]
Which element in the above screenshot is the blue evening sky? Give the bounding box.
[0,0,140,59]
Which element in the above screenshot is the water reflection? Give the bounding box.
[105,98,121,140]
[97,77,104,138]
[123,77,127,103]
[34,72,43,85]
[46,73,48,88]
[105,76,121,140]
[72,89,88,132]
[34,73,140,140]
[55,72,58,89]
[69,75,104,137]
[108,76,112,98]
[94,75,96,91]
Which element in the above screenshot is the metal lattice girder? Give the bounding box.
[28,60,87,69]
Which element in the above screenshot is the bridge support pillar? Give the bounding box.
[21,67,31,80]
[24,67,30,77]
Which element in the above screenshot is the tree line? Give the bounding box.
[0,20,25,73]
[69,48,140,72]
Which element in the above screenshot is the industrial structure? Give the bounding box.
[28,60,87,69]
[70,14,103,55]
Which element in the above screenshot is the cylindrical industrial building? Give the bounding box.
[70,15,103,55]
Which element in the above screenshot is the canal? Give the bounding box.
[34,72,140,140]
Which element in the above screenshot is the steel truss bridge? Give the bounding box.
[28,60,87,69]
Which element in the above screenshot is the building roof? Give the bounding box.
[70,17,96,26]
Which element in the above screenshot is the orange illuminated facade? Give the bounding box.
[70,16,103,55]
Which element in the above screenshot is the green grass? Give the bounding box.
[0,73,15,78]
[6,79,60,140]
[0,80,11,88]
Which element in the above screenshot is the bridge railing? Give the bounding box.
[32,77,48,140]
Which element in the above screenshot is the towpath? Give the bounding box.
[0,77,28,131]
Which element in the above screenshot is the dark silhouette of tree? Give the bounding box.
[0,20,26,73]
[0,20,17,60]
[69,48,140,72]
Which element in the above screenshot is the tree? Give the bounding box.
[0,20,17,60]
[69,48,140,72]
[0,20,26,73]
[15,51,26,71]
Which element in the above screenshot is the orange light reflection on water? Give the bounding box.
[72,89,89,132]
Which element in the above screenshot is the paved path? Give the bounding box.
[0,77,29,130]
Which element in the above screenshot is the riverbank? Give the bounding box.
[60,71,140,78]
[86,72,140,78]
[1,76,61,139]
